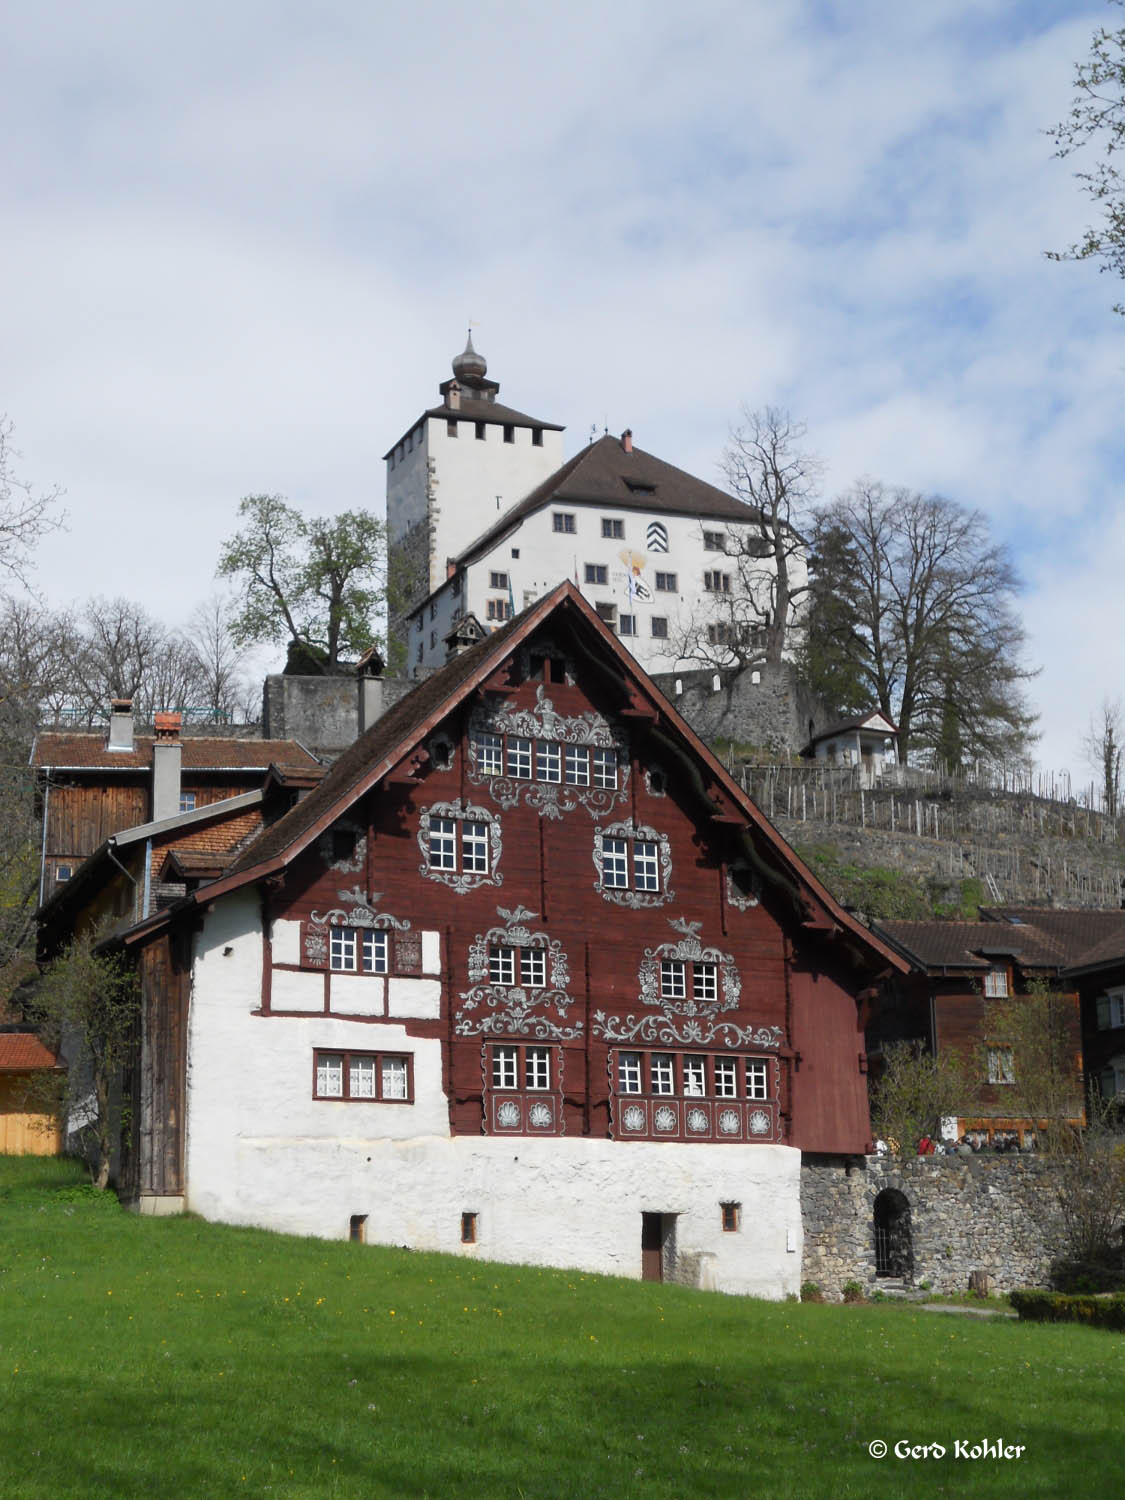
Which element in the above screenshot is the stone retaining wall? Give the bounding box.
[801,1153,1062,1299]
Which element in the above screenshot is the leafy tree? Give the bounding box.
[673,407,818,670]
[218,495,387,673]
[870,1039,974,1155]
[982,984,1084,1155]
[1048,1,1125,311]
[21,933,139,1189]
[804,482,1038,766]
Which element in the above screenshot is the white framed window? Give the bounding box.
[520,949,546,987]
[682,1056,707,1096]
[361,931,388,974]
[179,791,197,813]
[651,1053,675,1095]
[714,1058,737,1097]
[987,1046,1015,1085]
[661,960,686,999]
[492,1046,519,1090]
[634,841,659,891]
[983,965,1009,997]
[489,946,516,985]
[618,1052,642,1094]
[602,838,629,888]
[489,945,546,988]
[592,748,618,788]
[474,731,504,775]
[330,928,358,971]
[507,737,532,778]
[525,1048,551,1090]
[619,614,636,636]
[746,1061,768,1099]
[536,741,562,783]
[1097,989,1125,1030]
[428,817,457,870]
[565,745,590,785]
[693,963,718,1003]
[314,1050,412,1102]
[462,821,489,873]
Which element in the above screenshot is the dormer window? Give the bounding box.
[983,966,1009,998]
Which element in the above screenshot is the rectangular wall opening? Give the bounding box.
[349,1214,367,1243]
[461,1212,478,1244]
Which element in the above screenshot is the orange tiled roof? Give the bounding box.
[0,1033,61,1071]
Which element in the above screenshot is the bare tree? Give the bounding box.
[674,408,820,671]
[982,984,1084,1155]
[805,482,1038,766]
[1081,697,1123,815]
[0,416,64,585]
[184,594,255,722]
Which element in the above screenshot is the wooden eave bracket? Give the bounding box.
[479,667,517,696]
[385,748,429,786]
[618,684,658,723]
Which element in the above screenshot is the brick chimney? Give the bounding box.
[621,429,633,454]
[152,712,183,823]
[107,698,135,752]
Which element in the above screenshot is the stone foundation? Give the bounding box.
[801,1153,1062,1299]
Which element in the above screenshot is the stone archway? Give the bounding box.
[873,1188,913,1280]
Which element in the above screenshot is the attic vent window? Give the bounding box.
[626,480,656,494]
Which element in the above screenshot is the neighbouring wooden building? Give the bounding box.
[872,908,1125,1146]
[31,706,321,898]
[0,1031,64,1154]
[42,584,907,1295]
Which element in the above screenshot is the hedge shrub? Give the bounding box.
[1010,1290,1125,1331]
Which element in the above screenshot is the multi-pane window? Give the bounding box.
[616,1052,772,1100]
[746,1061,768,1099]
[179,791,197,813]
[703,571,732,592]
[489,946,546,988]
[507,738,533,778]
[602,518,625,538]
[619,614,636,636]
[474,732,503,775]
[565,746,590,785]
[536,741,562,783]
[703,531,724,551]
[553,512,577,534]
[584,564,608,585]
[314,1050,411,1101]
[984,966,1009,998]
[693,962,717,1003]
[661,960,687,999]
[489,571,509,590]
[601,837,660,892]
[987,1047,1015,1085]
[331,928,386,973]
[655,572,678,592]
[491,1045,551,1090]
[592,748,619,788]
[486,599,510,621]
[428,817,490,874]
[618,1052,643,1094]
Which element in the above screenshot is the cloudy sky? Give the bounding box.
[2,1,1121,784]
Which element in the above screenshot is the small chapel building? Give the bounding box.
[43,585,905,1296]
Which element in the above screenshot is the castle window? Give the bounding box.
[314,1050,412,1101]
[595,601,617,630]
[503,424,515,444]
[461,1211,478,1242]
[655,572,677,592]
[602,517,625,539]
[650,617,668,639]
[704,571,732,593]
[447,419,458,437]
[584,564,608,585]
[721,1202,741,1232]
[553,512,577,534]
[489,571,509,590]
[475,422,486,440]
[486,599,510,621]
[532,428,543,447]
[619,614,636,636]
[703,531,724,551]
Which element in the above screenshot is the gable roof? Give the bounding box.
[31,734,320,775]
[452,435,762,573]
[877,908,1125,974]
[120,584,907,978]
[0,1033,62,1071]
[980,907,1125,967]
[803,710,898,750]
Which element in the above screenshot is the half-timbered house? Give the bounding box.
[59,584,905,1295]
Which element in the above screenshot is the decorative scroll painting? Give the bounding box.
[455,905,583,1041]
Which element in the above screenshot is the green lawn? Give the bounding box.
[1,1157,1120,1499]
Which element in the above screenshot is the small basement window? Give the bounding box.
[349,1214,367,1243]
[461,1212,478,1244]
[721,1202,740,1233]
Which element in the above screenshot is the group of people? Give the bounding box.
[873,1129,1035,1156]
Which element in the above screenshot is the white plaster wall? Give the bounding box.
[271,969,324,1012]
[412,503,805,679]
[271,918,301,966]
[387,978,441,1020]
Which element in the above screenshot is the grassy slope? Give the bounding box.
[1,1158,1121,1499]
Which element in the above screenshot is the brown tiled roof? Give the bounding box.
[32,735,320,773]
[0,1033,61,1071]
[454,435,761,570]
[160,849,230,880]
[876,920,1066,971]
[1062,929,1125,975]
[981,908,1125,966]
